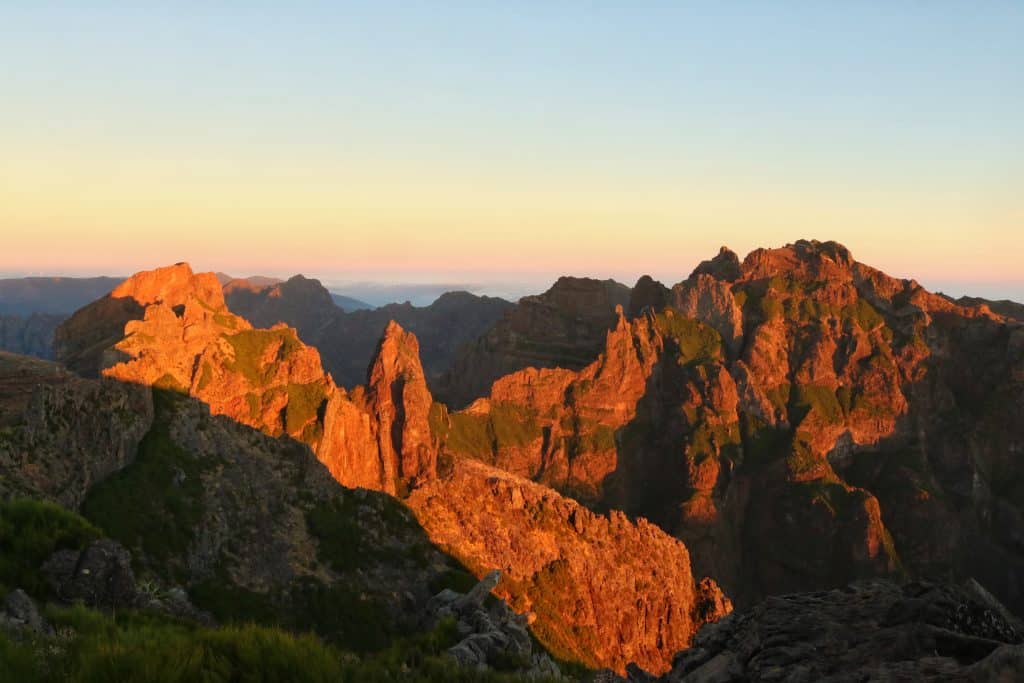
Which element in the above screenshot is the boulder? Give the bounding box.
[0,589,53,636]
[426,569,562,678]
[42,539,138,609]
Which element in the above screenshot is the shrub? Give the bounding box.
[46,604,348,683]
[443,404,542,460]
[427,402,450,442]
[305,496,369,573]
[766,384,791,415]
[4,602,558,682]
[195,362,214,391]
[428,568,478,595]
[0,631,40,682]
[739,414,791,467]
[0,499,101,597]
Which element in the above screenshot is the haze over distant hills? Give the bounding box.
[0,276,123,316]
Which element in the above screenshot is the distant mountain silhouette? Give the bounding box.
[0,276,123,315]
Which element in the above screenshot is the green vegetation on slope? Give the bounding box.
[81,391,212,580]
[190,572,403,654]
[0,499,101,597]
[285,381,327,434]
[0,603,550,682]
[501,560,601,671]
[653,311,723,364]
[443,403,543,459]
[792,384,845,425]
[224,328,305,383]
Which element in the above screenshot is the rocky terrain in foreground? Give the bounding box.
[654,580,1024,682]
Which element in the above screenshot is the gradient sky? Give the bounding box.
[1,3,1022,300]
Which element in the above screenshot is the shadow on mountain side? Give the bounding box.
[0,361,486,655]
[224,275,514,392]
[596,289,1024,615]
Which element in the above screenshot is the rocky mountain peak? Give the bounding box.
[110,262,225,310]
[739,239,856,282]
[363,321,437,489]
[691,246,742,282]
[537,276,632,317]
[55,263,232,377]
[628,275,670,317]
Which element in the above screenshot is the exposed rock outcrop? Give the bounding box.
[426,570,562,677]
[361,321,437,489]
[48,264,733,673]
[660,579,1024,682]
[1,589,53,636]
[55,263,436,495]
[407,458,731,674]
[0,352,153,508]
[42,539,143,610]
[436,277,631,408]
[76,386,462,643]
[435,240,1024,615]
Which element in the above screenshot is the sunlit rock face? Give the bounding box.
[55,263,436,495]
[52,262,729,675]
[433,240,1024,612]
[407,457,731,674]
[47,241,1024,671]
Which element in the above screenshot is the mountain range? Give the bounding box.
[2,240,1023,680]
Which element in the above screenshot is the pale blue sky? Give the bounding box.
[1,3,1021,299]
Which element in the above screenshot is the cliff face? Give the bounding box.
[435,240,1024,612]
[0,365,464,648]
[406,458,730,674]
[54,263,435,496]
[360,322,437,489]
[51,263,729,674]
[225,275,513,390]
[0,352,153,509]
[436,277,632,409]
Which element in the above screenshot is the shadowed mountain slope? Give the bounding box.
[436,277,632,409]
[431,240,1024,614]
[224,275,513,390]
